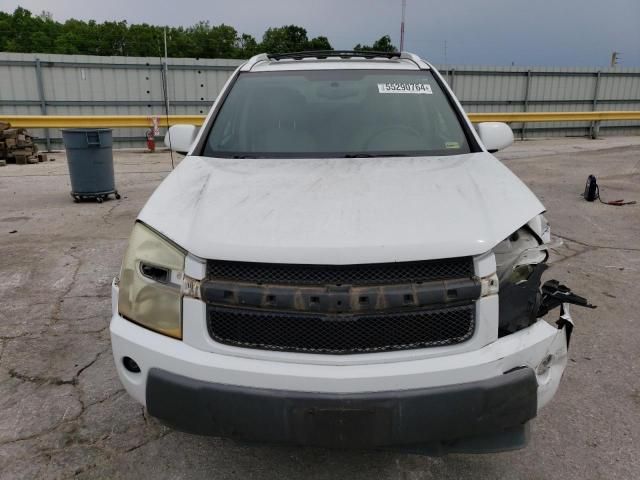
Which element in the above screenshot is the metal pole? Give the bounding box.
[590,71,601,139]
[400,0,406,51]
[521,70,532,140]
[164,27,170,113]
[34,58,50,151]
[443,40,447,66]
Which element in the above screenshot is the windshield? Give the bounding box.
[203,69,473,158]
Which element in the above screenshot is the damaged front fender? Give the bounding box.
[494,219,595,341]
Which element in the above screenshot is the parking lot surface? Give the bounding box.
[1,136,639,479]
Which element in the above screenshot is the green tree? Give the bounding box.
[0,12,10,51]
[185,22,239,58]
[261,25,309,53]
[0,7,378,58]
[126,23,164,57]
[236,33,259,58]
[168,26,198,58]
[207,24,239,58]
[354,35,397,53]
[96,21,129,56]
[307,36,332,51]
[53,19,99,54]
[32,10,61,51]
[2,7,57,53]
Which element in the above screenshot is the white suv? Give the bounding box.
[111,51,589,453]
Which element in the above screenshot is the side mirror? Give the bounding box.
[477,122,514,153]
[164,124,198,154]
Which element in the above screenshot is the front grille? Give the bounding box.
[207,304,475,354]
[206,257,474,286]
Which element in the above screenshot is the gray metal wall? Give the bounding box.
[1,52,639,148]
[441,65,640,138]
[0,52,243,148]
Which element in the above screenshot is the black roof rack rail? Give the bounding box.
[267,50,402,61]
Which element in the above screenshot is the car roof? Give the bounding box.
[242,51,431,72]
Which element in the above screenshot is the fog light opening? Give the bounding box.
[122,356,141,373]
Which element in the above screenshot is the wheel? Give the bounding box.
[73,197,79,203]
[96,197,103,203]
[115,193,121,200]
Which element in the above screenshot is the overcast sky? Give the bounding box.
[3,0,639,67]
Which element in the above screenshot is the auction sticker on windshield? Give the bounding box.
[377,83,432,94]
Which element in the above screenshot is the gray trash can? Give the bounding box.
[62,128,120,203]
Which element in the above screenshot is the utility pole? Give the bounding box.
[400,0,406,52]
[164,27,170,112]
[443,40,447,65]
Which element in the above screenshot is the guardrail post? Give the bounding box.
[589,71,601,139]
[34,58,51,151]
[521,70,532,140]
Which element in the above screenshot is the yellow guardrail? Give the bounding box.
[469,111,640,122]
[2,111,640,129]
[2,115,206,128]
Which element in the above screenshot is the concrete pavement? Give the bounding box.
[1,137,639,479]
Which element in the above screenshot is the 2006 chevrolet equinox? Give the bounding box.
[110,51,594,453]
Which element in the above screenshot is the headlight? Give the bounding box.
[118,222,186,339]
[493,228,546,284]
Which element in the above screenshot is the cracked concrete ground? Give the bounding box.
[1,137,639,479]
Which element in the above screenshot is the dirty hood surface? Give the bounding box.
[138,153,544,264]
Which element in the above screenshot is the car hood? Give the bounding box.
[138,153,544,264]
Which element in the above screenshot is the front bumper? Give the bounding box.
[147,366,537,450]
[110,311,568,450]
[111,277,569,450]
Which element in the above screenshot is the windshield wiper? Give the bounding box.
[343,153,408,158]
[227,153,408,159]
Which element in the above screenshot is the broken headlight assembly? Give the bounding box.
[493,215,553,336]
[493,214,596,339]
[117,222,186,339]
